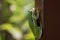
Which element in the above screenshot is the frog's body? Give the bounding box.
[0,0,41,40]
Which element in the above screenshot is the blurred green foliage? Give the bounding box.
[0,0,41,40]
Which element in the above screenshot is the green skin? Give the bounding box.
[0,0,41,40]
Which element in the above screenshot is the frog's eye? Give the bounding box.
[9,5,16,11]
[31,8,39,20]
